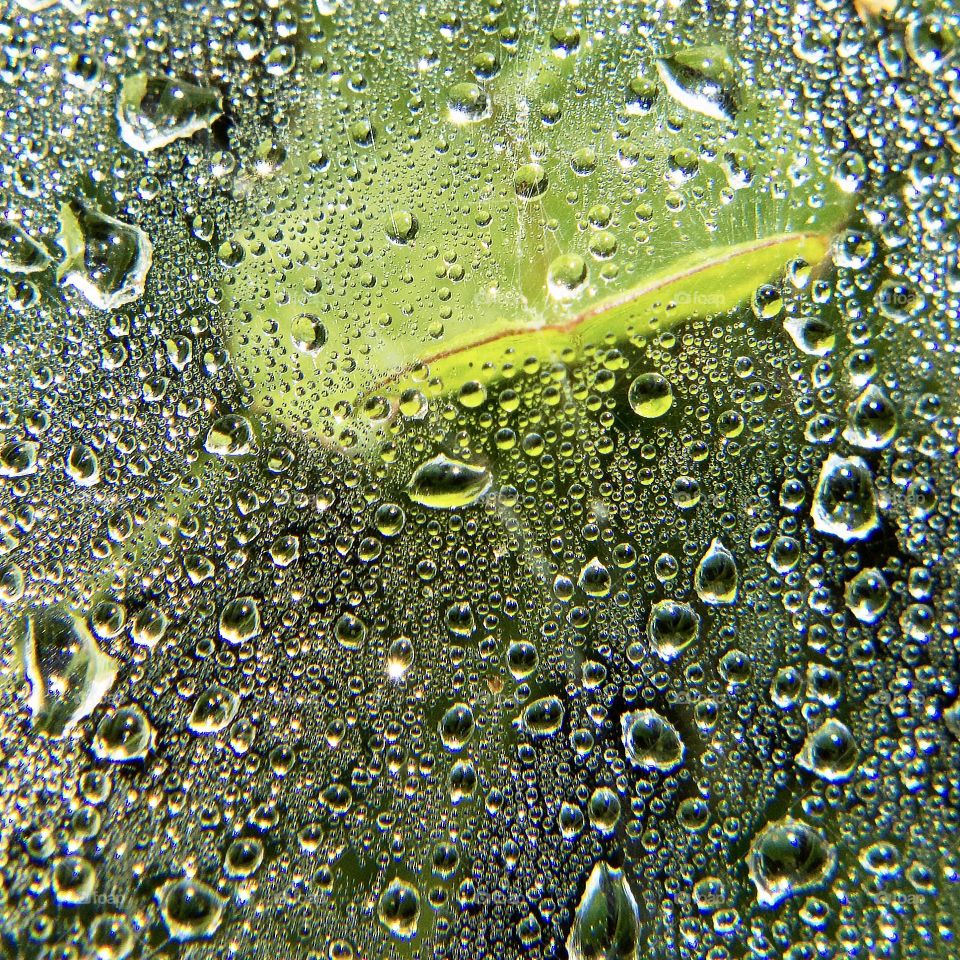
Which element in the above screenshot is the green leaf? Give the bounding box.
[221,22,853,450]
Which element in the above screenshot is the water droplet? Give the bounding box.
[290,313,327,354]
[0,561,25,605]
[89,913,134,960]
[188,685,240,734]
[117,73,222,153]
[843,384,897,449]
[694,538,738,605]
[655,54,737,123]
[550,24,581,57]
[647,599,700,662]
[0,221,50,274]
[796,718,858,781]
[57,200,152,311]
[905,17,954,75]
[18,606,118,738]
[224,838,264,878]
[752,284,783,320]
[204,414,254,456]
[844,567,890,623]
[439,702,475,751]
[157,878,225,941]
[334,612,366,649]
[578,557,612,598]
[93,705,155,762]
[628,373,673,418]
[386,636,414,679]
[406,454,491,509]
[784,313,835,356]
[747,818,836,907]
[447,81,491,123]
[514,162,548,200]
[811,454,880,541]
[65,443,100,487]
[521,695,564,737]
[377,878,420,939]
[130,606,168,649]
[218,596,261,644]
[566,861,640,960]
[269,534,300,567]
[547,253,587,299]
[622,709,685,772]
[506,640,538,679]
[52,856,97,906]
[0,439,38,477]
[384,209,419,244]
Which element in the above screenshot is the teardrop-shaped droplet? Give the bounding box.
[694,538,738,605]
[566,861,641,960]
[188,685,240,735]
[622,709,685,772]
[843,384,897,449]
[377,877,420,940]
[204,414,254,457]
[646,599,700,662]
[796,718,858,782]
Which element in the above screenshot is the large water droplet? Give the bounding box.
[694,538,738,605]
[843,384,897,449]
[218,596,261,644]
[566,861,640,960]
[579,557,612,597]
[628,373,673,418]
[204,414,254,456]
[796,718,858,782]
[646,599,700,662]
[93,705,155,762]
[188,685,240,734]
[65,443,100,487]
[655,53,737,123]
[811,454,880,541]
[157,878,225,941]
[406,454,491,509]
[0,440,38,477]
[521,695,565,737]
[514,162,548,200]
[446,81,491,123]
[290,313,327,354]
[377,878,420,939]
[17,606,118,738]
[747,818,837,907]
[844,567,890,623]
[547,253,588,299]
[0,221,50,274]
[622,709,685,772]
[439,702,475,752]
[117,73,223,153]
[57,200,152,311]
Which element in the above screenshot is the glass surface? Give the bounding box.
[1,0,958,957]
